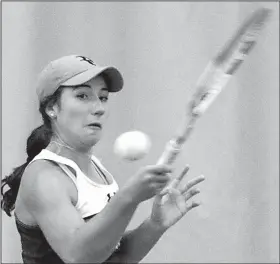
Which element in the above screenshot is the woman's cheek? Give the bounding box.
[63,103,87,126]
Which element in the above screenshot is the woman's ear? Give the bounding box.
[45,104,59,119]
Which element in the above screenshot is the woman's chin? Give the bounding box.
[84,135,101,146]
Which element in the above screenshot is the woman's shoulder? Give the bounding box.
[16,159,77,225]
[20,159,78,208]
[25,159,61,178]
[15,160,60,222]
[21,159,72,194]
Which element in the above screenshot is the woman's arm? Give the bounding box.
[21,164,138,263]
[106,165,206,264]
[21,161,171,263]
[106,218,166,263]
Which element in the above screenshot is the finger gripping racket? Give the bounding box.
[157,7,272,166]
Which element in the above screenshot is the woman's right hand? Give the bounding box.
[123,164,173,204]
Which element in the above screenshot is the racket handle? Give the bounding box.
[156,139,183,165]
[157,116,196,165]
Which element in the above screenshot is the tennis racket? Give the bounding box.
[157,7,272,167]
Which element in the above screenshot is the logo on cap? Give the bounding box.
[76,55,96,66]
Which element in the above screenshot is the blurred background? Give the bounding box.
[2,2,279,263]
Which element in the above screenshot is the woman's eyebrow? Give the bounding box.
[100,88,109,92]
[72,86,109,92]
[72,84,91,90]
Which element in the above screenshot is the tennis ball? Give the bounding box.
[114,131,151,161]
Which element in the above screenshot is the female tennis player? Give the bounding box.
[1,55,205,264]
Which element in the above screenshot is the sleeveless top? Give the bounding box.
[15,149,119,264]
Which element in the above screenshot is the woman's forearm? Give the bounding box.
[69,188,139,263]
[106,217,166,263]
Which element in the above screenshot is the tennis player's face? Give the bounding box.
[54,75,109,148]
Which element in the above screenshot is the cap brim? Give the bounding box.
[61,66,123,92]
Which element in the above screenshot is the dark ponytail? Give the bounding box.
[1,86,63,217]
[1,125,52,216]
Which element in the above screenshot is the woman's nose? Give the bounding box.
[92,100,105,116]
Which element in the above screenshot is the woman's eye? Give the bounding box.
[77,93,88,100]
[100,96,108,103]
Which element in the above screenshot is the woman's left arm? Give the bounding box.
[106,165,205,263]
[105,218,165,263]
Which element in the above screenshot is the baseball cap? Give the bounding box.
[36,55,124,102]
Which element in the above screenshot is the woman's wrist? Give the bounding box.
[117,186,141,208]
[145,216,168,235]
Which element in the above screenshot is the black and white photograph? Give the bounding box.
[1,1,279,263]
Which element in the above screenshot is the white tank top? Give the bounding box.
[30,149,119,219]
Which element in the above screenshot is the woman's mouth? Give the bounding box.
[87,123,102,130]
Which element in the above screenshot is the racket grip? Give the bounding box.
[156,139,182,165]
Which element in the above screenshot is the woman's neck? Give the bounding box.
[47,135,108,185]
[48,133,94,162]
